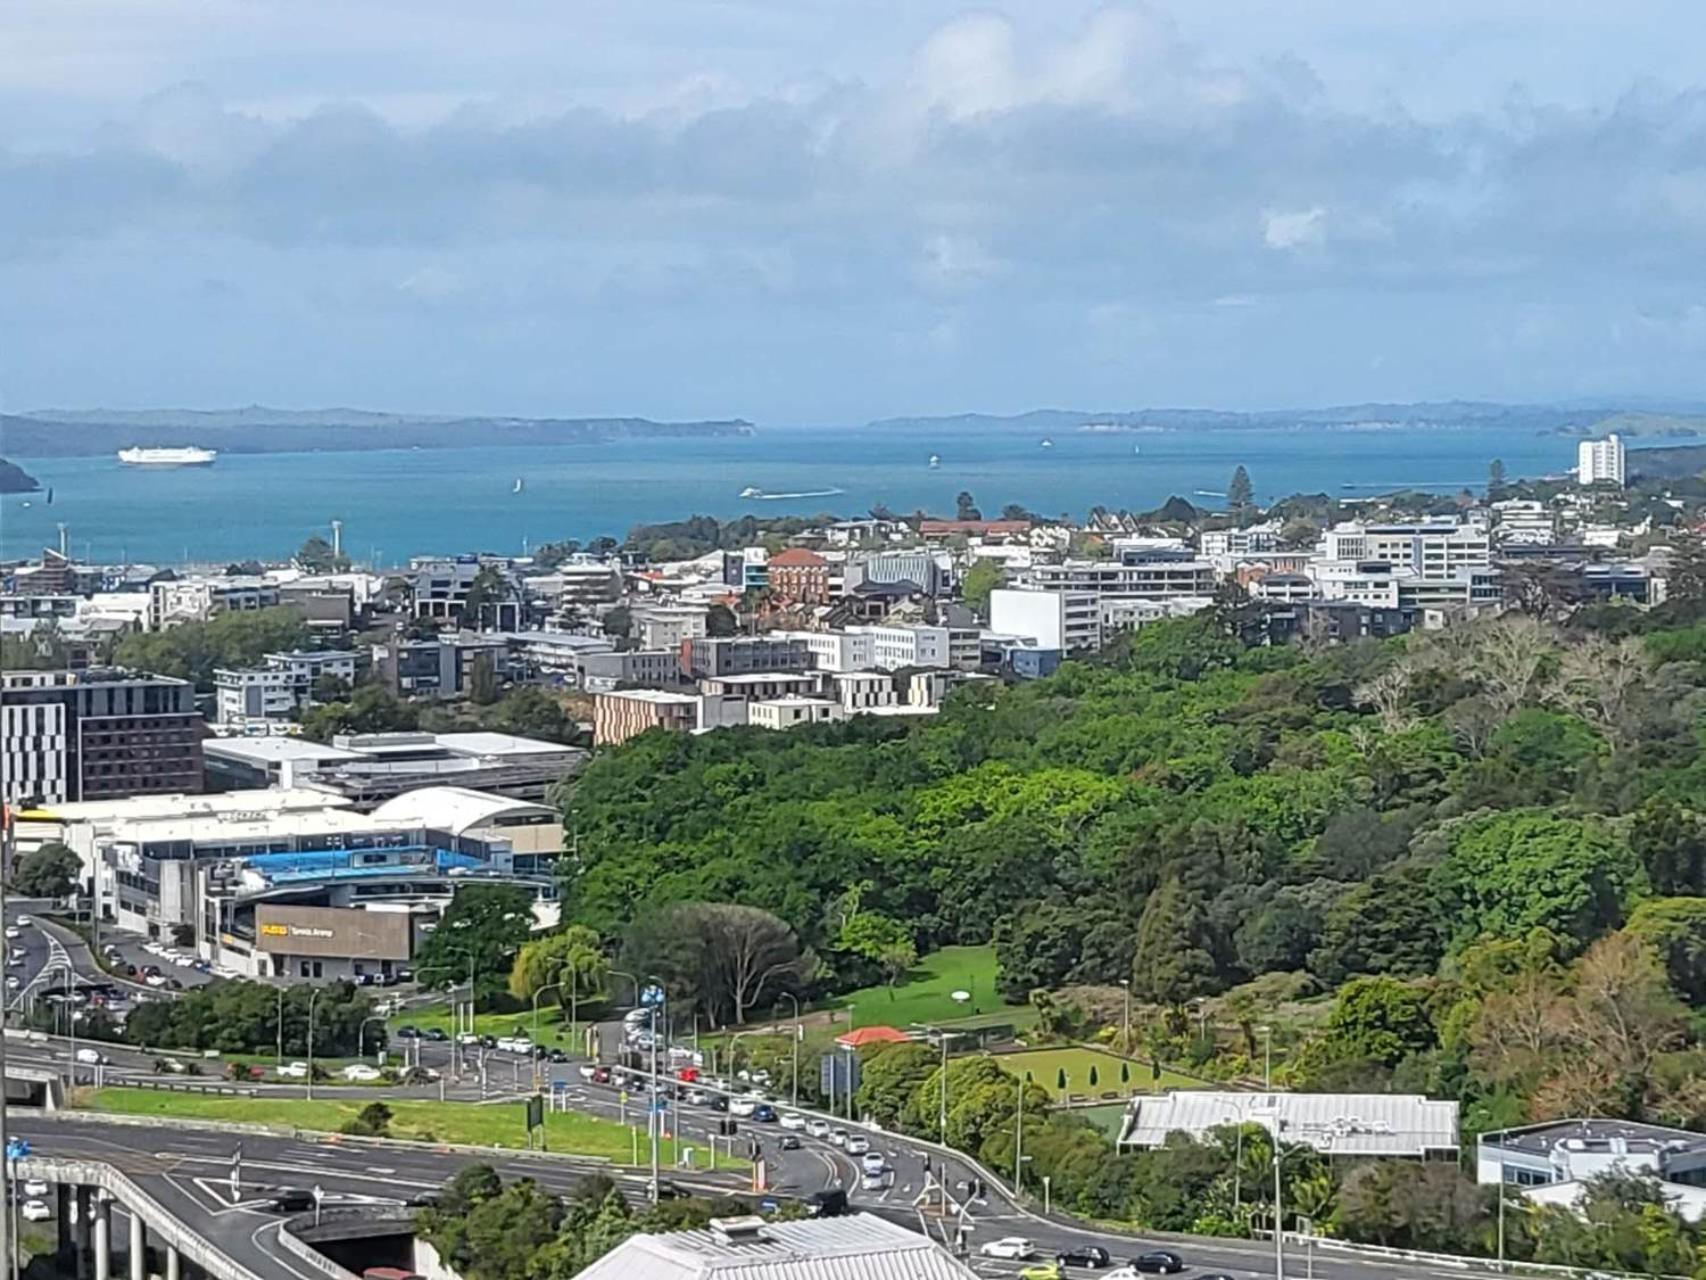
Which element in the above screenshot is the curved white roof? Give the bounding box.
[369,786,554,835]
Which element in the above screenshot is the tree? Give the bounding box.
[1488,458,1508,499]
[309,671,351,704]
[601,606,631,640]
[1316,975,1437,1068]
[1227,465,1254,511]
[296,535,350,573]
[299,684,419,741]
[855,1042,937,1127]
[836,912,915,992]
[341,1100,393,1136]
[960,559,1004,620]
[468,652,500,705]
[1130,874,1222,1005]
[1628,799,1706,896]
[415,884,535,1007]
[508,925,608,1011]
[705,604,738,637]
[1431,810,1646,954]
[460,566,512,630]
[955,491,982,521]
[622,903,807,1028]
[1623,897,1706,1004]
[13,842,81,898]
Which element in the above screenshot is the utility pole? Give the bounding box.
[1013,1074,1024,1193]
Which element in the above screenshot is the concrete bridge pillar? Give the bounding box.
[165,1243,181,1280]
[56,1184,72,1259]
[92,1191,111,1280]
[73,1185,92,1277]
[127,1208,144,1280]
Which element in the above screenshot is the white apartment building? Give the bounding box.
[1249,573,1318,603]
[148,577,281,630]
[1578,434,1626,487]
[831,671,898,711]
[749,695,846,731]
[635,605,709,651]
[214,667,295,726]
[1321,520,1491,577]
[771,629,874,673]
[866,623,949,671]
[1491,500,1556,545]
[1028,552,1216,599]
[989,589,1101,652]
[1101,596,1215,632]
[1199,524,1282,559]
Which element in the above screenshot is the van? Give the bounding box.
[808,1189,848,1218]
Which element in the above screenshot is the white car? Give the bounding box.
[779,1112,806,1130]
[14,916,31,929]
[805,1119,831,1138]
[4,977,19,992]
[845,1135,870,1156]
[728,1097,757,1117]
[3,928,18,941]
[172,955,196,968]
[143,942,164,956]
[144,974,168,988]
[342,1064,381,1082]
[23,1181,48,1198]
[74,1048,107,1066]
[20,1201,49,1223]
[687,1088,710,1105]
[860,1152,885,1176]
[979,1238,1036,1261]
[276,1061,309,1079]
[828,1128,848,1147]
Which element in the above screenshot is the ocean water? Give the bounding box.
[0,423,1579,566]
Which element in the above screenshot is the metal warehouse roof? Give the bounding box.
[574,1213,975,1280]
[1118,1090,1460,1158]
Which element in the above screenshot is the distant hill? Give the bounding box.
[0,409,755,457]
[1626,443,1706,480]
[1548,411,1706,439]
[865,401,1661,434]
[0,458,40,493]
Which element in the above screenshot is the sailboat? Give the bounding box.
[928,454,941,469]
[45,488,54,505]
[512,478,525,495]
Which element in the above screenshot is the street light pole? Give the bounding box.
[358,1015,386,1063]
[1013,1074,1024,1193]
[306,988,322,1101]
[276,987,286,1069]
[531,981,565,1090]
[1260,1025,1273,1089]
[1119,979,1131,1051]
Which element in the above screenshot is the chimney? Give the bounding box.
[708,1216,768,1245]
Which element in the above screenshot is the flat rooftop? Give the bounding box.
[1121,1090,1459,1158]
[202,737,365,765]
[1484,1118,1706,1159]
[600,688,700,705]
[14,788,355,826]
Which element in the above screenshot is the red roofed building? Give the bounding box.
[836,1025,912,1049]
[918,519,1031,540]
[766,547,831,605]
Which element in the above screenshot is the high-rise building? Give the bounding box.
[1578,434,1626,487]
[1,669,202,805]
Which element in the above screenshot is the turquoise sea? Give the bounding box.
[0,423,1580,566]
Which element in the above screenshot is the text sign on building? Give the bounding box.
[253,905,409,960]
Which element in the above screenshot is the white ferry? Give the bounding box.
[117,446,218,468]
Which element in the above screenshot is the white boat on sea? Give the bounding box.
[513,478,525,494]
[740,486,844,500]
[117,446,218,468]
[928,454,941,469]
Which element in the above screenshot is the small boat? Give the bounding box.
[45,488,54,505]
[1040,438,1053,449]
[513,478,524,494]
[20,502,30,509]
[928,454,941,469]
[1194,489,1226,498]
[1133,446,1141,455]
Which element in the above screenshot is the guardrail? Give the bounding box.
[1284,1232,1690,1280]
[121,1079,258,1097]
[276,1213,366,1280]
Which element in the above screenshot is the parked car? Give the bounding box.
[1129,1252,1185,1274]
[1020,1266,1064,1280]
[23,1181,48,1198]
[423,1028,449,1042]
[1056,1246,1113,1269]
[394,1026,421,1040]
[342,1064,382,1082]
[980,1239,1037,1261]
[20,1201,50,1223]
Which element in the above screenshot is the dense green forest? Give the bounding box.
[563,599,1706,1272]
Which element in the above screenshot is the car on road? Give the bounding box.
[590,1065,611,1084]
[276,1061,309,1079]
[547,1048,568,1063]
[807,1188,848,1218]
[20,1201,50,1223]
[704,1095,728,1112]
[3,977,18,991]
[74,1048,108,1065]
[980,1238,1037,1261]
[1020,1266,1064,1280]
[779,1135,801,1151]
[779,1111,806,1130]
[268,1190,315,1213]
[828,1128,848,1147]
[342,1064,382,1082]
[685,1087,709,1104]
[860,1152,885,1177]
[844,1135,870,1156]
[23,1181,48,1198]
[14,916,31,929]
[729,1097,757,1117]
[144,974,169,988]
[804,1117,830,1138]
[751,1103,778,1123]
[1056,1246,1113,1269]
[1193,1274,1236,1280]
[423,1028,448,1042]
[1129,1252,1185,1274]
[394,1026,420,1040]
[4,928,19,940]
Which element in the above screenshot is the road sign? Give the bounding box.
[819,1053,860,1096]
[640,984,666,1007]
[526,1094,545,1131]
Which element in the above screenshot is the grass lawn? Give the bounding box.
[87,1088,714,1167]
[830,946,1036,1033]
[993,1045,1200,1100]
[1076,1103,1130,1141]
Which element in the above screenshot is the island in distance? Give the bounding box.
[0,458,40,493]
[0,406,754,457]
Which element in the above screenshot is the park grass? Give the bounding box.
[1075,1103,1130,1141]
[86,1088,713,1167]
[830,946,1036,1033]
[993,1045,1200,1100]
[386,1003,581,1042]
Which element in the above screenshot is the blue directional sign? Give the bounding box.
[640,984,666,1007]
[5,1139,30,1162]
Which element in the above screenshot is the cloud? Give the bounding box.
[4,5,1706,416]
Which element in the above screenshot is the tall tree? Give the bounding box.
[1227,465,1254,510]
[955,491,982,521]
[1487,457,1508,499]
[508,925,609,1010]
[960,559,1004,619]
[1130,875,1222,1005]
[416,884,535,1006]
[296,535,350,573]
[12,843,81,898]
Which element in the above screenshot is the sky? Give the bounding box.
[4,1,1706,424]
